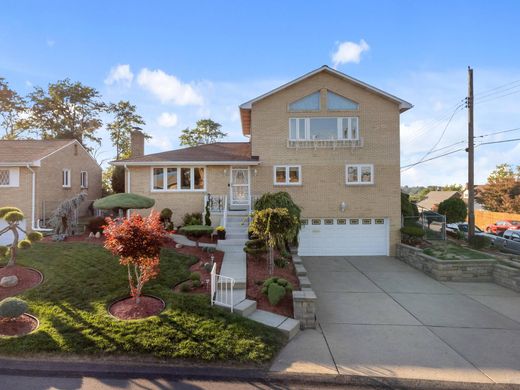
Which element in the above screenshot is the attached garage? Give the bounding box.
[298,218,389,256]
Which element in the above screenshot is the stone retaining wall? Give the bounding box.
[291,254,317,329]
[493,264,520,293]
[396,244,496,282]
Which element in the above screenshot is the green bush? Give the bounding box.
[400,226,425,245]
[192,279,201,288]
[190,272,201,282]
[17,239,32,249]
[244,239,267,260]
[261,277,293,306]
[182,212,203,226]
[0,297,28,319]
[401,192,419,221]
[437,198,467,224]
[468,235,491,250]
[160,208,173,222]
[87,216,106,234]
[274,257,288,268]
[27,232,43,242]
[0,245,8,257]
[180,282,192,293]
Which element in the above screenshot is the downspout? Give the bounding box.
[125,164,130,218]
[26,164,52,232]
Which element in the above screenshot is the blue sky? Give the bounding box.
[1,1,520,185]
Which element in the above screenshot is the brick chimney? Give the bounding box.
[130,130,145,157]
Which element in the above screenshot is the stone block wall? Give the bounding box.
[493,264,520,293]
[291,254,317,329]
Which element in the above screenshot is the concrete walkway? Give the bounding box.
[271,255,520,385]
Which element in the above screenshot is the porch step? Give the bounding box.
[217,238,248,249]
[226,221,247,229]
[246,310,300,340]
[226,227,248,235]
[234,298,257,317]
[227,233,248,240]
[214,288,246,308]
[227,210,249,216]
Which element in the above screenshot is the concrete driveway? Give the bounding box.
[271,256,520,385]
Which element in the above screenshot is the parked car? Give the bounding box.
[446,222,483,237]
[494,229,520,255]
[485,220,520,236]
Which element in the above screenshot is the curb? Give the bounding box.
[0,357,518,389]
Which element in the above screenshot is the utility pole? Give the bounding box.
[467,66,475,240]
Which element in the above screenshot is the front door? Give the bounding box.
[230,167,249,207]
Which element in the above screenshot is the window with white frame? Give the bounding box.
[152,167,205,191]
[326,91,359,110]
[289,117,359,140]
[346,164,373,185]
[288,91,320,111]
[62,169,71,188]
[0,169,10,186]
[274,165,301,185]
[80,171,88,188]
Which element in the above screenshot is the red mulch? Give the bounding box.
[109,295,165,320]
[0,266,43,300]
[41,233,106,245]
[0,314,38,336]
[246,252,300,318]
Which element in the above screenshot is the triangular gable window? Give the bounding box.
[288,91,320,111]
[327,91,359,110]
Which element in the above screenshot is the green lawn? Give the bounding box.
[0,242,284,363]
[423,242,494,260]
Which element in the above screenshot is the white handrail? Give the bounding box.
[210,263,235,312]
[223,195,228,230]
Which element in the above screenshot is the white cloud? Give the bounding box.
[137,68,203,106]
[331,39,370,68]
[104,64,134,87]
[157,112,179,128]
[147,135,173,151]
[46,39,55,48]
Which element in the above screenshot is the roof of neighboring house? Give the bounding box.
[0,139,76,166]
[417,191,461,211]
[112,142,259,166]
[239,65,413,136]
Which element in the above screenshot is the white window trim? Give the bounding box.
[150,166,206,192]
[62,169,71,188]
[345,164,374,185]
[273,165,302,186]
[80,171,88,189]
[289,117,360,141]
[0,167,19,187]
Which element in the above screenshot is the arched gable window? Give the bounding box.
[288,91,320,111]
[327,91,359,110]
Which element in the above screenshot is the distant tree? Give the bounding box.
[104,212,166,304]
[442,184,463,192]
[20,79,105,151]
[437,198,468,223]
[410,187,431,203]
[106,101,148,159]
[0,78,27,139]
[111,166,126,194]
[476,163,520,213]
[179,119,227,147]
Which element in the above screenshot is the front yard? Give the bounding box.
[423,242,494,260]
[0,242,285,363]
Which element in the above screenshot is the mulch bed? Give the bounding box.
[0,266,43,300]
[246,252,300,318]
[109,295,165,320]
[0,314,38,337]
[41,233,106,245]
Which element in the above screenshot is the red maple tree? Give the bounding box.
[104,211,166,304]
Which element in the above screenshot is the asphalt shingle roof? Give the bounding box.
[0,139,74,164]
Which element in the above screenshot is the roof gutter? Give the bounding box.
[111,160,261,167]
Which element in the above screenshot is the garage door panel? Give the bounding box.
[298,218,388,256]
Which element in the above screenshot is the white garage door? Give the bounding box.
[298,218,389,256]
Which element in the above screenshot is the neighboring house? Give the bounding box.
[113,65,412,256]
[462,184,484,211]
[0,140,102,233]
[417,190,461,212]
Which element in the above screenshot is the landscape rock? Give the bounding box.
[176,243,183,249]
[0,275,19,288]
[88,232,94,238]
[95,232,101,238]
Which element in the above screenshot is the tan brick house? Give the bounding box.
[113,66,412,256]
[0,139,102,234]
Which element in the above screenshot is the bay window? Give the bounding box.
[289,117,359,140]
[152,167,205,191]
[346,164,374,185]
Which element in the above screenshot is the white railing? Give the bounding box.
[287,137,364,150]
[222,195,228,230]
[205,194,226,213]
[210,263,235,312]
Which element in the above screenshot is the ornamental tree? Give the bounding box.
[103,211,166,304]
[437,197,467,224]
[0,207,42,267]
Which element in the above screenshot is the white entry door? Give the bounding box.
[230,167,250,207]
[298,218,389,256]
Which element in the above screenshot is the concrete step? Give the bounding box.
[247,310,300,340]
[227,233,248,240]
[217,238,248,248]
[226,227,248,235]
[214,287,246,309]
[234,298,257,317]
[226,221,247,229]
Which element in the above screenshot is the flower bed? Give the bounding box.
[246,251,300,318]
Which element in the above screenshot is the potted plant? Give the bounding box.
[216,226,226,240]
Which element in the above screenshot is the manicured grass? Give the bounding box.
[0,242,285,362]
[423,242,493,260]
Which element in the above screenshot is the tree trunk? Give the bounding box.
[7,226,18,267]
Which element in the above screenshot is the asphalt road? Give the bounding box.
[0,374,388,390]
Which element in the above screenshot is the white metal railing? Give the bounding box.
[210,263,235,312]
[205,194,226,213]
[222,195,228,230]
[287,137,364,150]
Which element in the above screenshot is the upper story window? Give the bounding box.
[62,169,71,188]
[152,167,205,191]
[288,91,320,112]
[289,117,359,140]
[327,91,359,110]
[274,165,302,185]
[346,164,374,185]
[80,171,88,189]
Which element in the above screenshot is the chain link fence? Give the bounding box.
[402,206,446,241]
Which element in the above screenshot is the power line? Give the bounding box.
[474,79,520,99]
[475,88,520,105]
[476,126,520,138]
[477,137,520,147]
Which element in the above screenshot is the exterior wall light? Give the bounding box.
[339,201,346,212]
[223,169,227,176]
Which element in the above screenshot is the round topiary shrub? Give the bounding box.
[400,226,425,245]
[437,198,467,224]
[27,232,43,242]
[0,297,28,320]
[190,272,201,282]
[261,277,293,306]
[160,208,173,222]
[17,239,32,249]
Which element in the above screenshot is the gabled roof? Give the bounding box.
[112,142,259,166]
[239,65,413,136]
[0,139,76,166]
[417,191,461,211]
